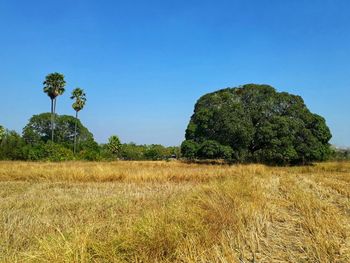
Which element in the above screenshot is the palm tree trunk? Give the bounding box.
[74,111,78,154]
[51,99,54,142]
[53,98,57,142]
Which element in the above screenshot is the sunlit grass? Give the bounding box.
[0,161,349,262]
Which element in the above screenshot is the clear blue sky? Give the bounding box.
[0,0,349,147]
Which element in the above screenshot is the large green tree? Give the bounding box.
[70,88,87,154]
[182,84,332,165]
[23,113,98,152]
[43,73,66,142]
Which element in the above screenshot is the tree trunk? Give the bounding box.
[51,99,54,142]
[74,111,78,154]
[53,98,57,142]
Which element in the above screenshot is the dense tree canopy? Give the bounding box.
[182,84,332,164]
[0,130,25,160]
[23,113,98,151]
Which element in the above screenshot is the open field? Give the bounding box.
[0,161,349,262]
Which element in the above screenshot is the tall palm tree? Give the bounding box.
[70,88,86,154]
[43,73,66,142]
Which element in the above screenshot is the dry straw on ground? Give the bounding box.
[0,161,349,262]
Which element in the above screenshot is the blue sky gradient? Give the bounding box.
[0,0,349,146]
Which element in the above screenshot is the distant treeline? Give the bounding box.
[0,116,347,162]
[0,114,180,162]
[331,147,350,161]
[1,115,347,163]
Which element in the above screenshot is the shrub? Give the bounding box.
[0,130,25,160]
[42,142,74,161]
[144,144,170,160]
[121,143,145,160]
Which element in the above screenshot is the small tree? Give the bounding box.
[70,88,87,154]
[43,73,66,142]
[107,135,122,158]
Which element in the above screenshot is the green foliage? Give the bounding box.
[21,113,99,161]
[43,73,66,100]
[107,135,122,157]
[219,145,234,160]
[74,139,101,161]
[22,142,73,161]
[21,143,46,160]
[331,147,350,160]
[181,140,199,159]
[167,146,181,159]
[77,149,101,161]
[120,143,146,160]
[197,140,222,159]
[70,88,87,112]
[120,143,180,160]
[184,140,234,160]
[144,144,171,160]
[23,113,97,151]
[41,142,74,161]
[0,130,25,160]
[0,125,4,142]
[183,84,332,164]
[106,139,175,161]
[21,142,75,162]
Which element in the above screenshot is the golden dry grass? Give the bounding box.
[0,161,349,262]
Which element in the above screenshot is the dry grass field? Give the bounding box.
[0,161,349,262]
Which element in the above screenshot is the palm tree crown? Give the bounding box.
[70,88,86,112]
[43,73,66,99]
